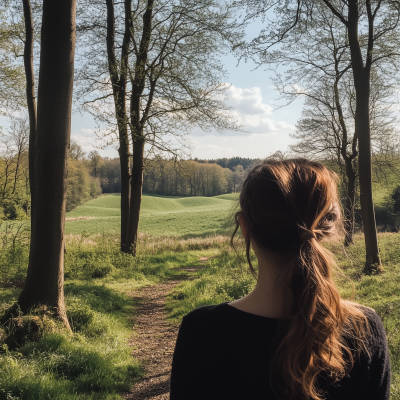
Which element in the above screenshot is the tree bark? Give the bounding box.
[22,0,37,196]
[125,138,145,255]
[18,0,77,329]
[106,0,131,251]
[123,0,154,254]
[357,92,381,267]
[343,158,356,246]
[347,0,381,269]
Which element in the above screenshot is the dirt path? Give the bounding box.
[126,281,180,399]
[126,259,208,399]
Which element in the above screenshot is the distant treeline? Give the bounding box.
[194,157,259,171]
[98,156,260,197]
[143,158,250,196]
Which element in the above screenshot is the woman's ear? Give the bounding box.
[238,213,248,240]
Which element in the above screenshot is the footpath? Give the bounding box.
[126,258,208,399]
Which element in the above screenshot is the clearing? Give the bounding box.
[65,193,237,236]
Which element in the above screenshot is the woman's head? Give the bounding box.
[233,158,341,265]
[232,159,367,400]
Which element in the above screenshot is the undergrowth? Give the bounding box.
[0,225,228,399]
[5,218,400,398]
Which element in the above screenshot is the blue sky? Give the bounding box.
[0,18,303,160]
[70,18,304,160]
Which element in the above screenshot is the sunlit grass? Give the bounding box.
[64,194,235,236]
[166,232,400,399]
[0,229,231,399]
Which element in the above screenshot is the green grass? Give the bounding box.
[65,194,236,236]
[0,282,142,400]
[0,227,230,400]
[165,232,400,399]
[4,190,400,398]
[371,166,400,207]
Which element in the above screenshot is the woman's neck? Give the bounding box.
[229,254,291,319]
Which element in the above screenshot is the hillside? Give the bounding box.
[65,194,236,237]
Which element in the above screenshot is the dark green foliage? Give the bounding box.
[99,158,121,193]
[83,257,113,278]
[202,156,260,171]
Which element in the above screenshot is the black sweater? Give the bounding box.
[170,302,390,400]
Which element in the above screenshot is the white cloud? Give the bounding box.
[226,86,273,116]
[80,128,96,135]
[192,133,293,160]
[71,133,94,151]
[192,84,294,137]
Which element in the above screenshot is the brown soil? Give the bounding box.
[124,281,181,399]
[125,258,210,399]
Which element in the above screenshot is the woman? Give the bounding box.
[170,159,390,400]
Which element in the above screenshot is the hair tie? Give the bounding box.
[301,230,316,242]
[298,226,317,243]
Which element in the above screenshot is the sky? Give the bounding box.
[69,17,305,160]
[2,17,304,161]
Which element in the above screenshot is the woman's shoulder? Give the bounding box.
[355,305,385,334]
[177,303,231,340]
[346,303,387,353]
[182,302,230,324]
[361,306,387,348]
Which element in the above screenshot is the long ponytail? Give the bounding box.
[232,159,368,400]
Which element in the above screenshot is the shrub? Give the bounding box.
[83,258,113,278]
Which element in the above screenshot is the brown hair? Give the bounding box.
[231,159,368,400]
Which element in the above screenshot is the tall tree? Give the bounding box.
[77,0,242,255]
[236,0,400,270]
[18,0,78,329]
[260,3,399,246]
[291,71,399,245]
[321,0,397,269]
[105,0,131,250]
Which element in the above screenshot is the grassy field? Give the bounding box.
[65,194,237,236]
[0,229,223,399]
[3,191,400,398]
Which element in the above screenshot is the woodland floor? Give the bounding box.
[125,259,208,399]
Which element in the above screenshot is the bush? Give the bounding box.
[83,257,113,278]
[0,222,30,286]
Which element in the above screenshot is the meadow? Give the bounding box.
[2,192,400,398]
[65,193,238,237]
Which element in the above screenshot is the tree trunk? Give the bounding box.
[357,94,381,268]
[106,0,131,251]
[18,0,77,330]
[347,0,381,270]
[124,138,145,255]
[22,0,37,195]
[343,159,356,246]
[122,0,153,254]
[119,140,130,250]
